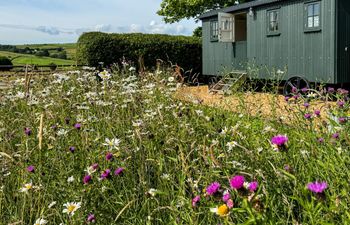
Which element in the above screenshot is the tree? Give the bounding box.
[193,26,202,38]
[158,0,254,23]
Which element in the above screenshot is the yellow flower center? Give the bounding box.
[217,204,229,216]
[25,184,32,190]
[67,205,76,212]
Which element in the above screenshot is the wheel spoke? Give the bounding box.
[297,77,301,89]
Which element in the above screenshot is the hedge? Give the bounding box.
[0,56,13,71]
[76,32,202,73]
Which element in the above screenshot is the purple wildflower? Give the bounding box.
[284,165,291,172]
[303,102,310,108]
[271,135,288,147]
[304,113,312,119]
[206,182,221,195]
[314,110,321,117]
[27,165,35,173]
[87,214,96,223]
[192,195,200,207]
[74,123,82,130]
[318,138,324,143]
[301,87,308,93]
[248,181,259,192]
[285,96,290,102]
[292,87,298,93]
[51,124,58,130]
[114,167,124,176]
[293,94,300,100]
[337,101,345,108]
[24,127,31,136]
[307,181,328,193]
[332,133,339,139]
[91,163,99,170]
[337,88,349,95]
[328,87,335,93]
[106,152,113,161]
[101,169,111,180]
[83,175,92,184]
[338,117,347,124]
[69,146,76,153]
[230,175,245,190]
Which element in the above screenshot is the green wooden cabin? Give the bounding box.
[199,0,350,92]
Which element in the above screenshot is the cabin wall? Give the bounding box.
[202,18,247,76]
[247,0,336,83]
[336,0,350,83]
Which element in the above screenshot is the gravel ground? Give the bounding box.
[175,85,337,123]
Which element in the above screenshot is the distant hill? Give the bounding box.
[0,51,75,66]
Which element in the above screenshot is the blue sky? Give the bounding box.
[0,0,198,44]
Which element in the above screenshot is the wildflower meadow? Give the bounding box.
[1,66,350,224]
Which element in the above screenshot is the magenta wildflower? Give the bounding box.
[51,124,58,130]
[337,88,349,95]
[114,167,124,176]
[285,96,290,102]
[222,192,230,202]
[307,181,328,193]
[230,175,245,190]
[101,169,111,180]
[284,165,291,172]
[206,182,221,195]
[87,214,96,223]
[83,175,92,184]
[106,152,113,161]
[293,94,300,100]
[74,123,82,130]
[271,135,288,147]
[24,127,31,136]
[192,195,200,207]
[27,165,35,173]
[248,181,259,192]
[292,87,298,93]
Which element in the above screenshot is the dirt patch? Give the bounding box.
[175,85,337,122]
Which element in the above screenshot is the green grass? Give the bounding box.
[0,51,75,66]
[0,68,350,224]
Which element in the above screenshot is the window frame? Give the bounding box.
[266,7,281,37]
[304,1,321,32]
[210,19,219,42]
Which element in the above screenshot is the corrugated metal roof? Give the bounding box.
[199,0,284,19]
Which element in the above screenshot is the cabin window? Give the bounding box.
[304,1,321,32]
[210,20,219,41]
[267,9,280,36]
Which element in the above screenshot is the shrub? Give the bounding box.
[76,32,202,73]
[48,63,57,71]
[0,56,13,71]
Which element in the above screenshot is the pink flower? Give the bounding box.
[230,175,245,190]
[106,152,113,161]
[271,135,288,146]
[226,199,234,209]
[222,192,230,202]
[206,182,220,195]
[83,175,92,184]
[192,195,200,207]
[307,181,328,193]
[27,165,35,173]
[114,167,124,176]
[248,181,258,192]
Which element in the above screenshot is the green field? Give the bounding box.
[0,50,75,66]
[15,43,77,59]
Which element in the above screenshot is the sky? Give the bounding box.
[0,0,198,44]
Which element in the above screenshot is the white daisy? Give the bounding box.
[103,138,121,149]
[62,202,81,216]
[34,218,48,225]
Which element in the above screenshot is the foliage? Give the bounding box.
[76,32,202,73]
[0,56,13,71]
[1,67,350,224]
[0,51,74,66]
[193,26,202,38]
[158,0,254,23]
